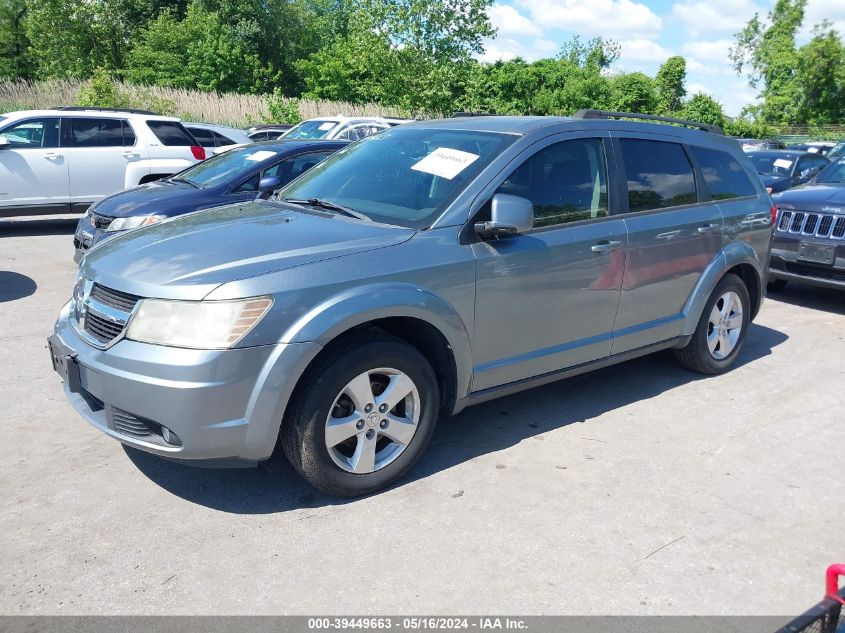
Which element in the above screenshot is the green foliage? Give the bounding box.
[678,93,726,128]
[608,72,657,113]
[722,117,774,138]
[655,56,686,114]
[77,67,123,108]
[0,0,35,80]
[729,0,845,125]
[263,88,302,124]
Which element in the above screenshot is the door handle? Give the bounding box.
[122,150,139,158]
[697,224,721,235]
[591,240,623,254]
[44,152,62,160]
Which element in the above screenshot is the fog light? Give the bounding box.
[161,426,181,446]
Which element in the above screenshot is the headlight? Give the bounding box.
[105,215,166,232]
[126,297,273,349]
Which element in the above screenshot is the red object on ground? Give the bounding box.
[826,564,845,605]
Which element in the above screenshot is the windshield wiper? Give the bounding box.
[168,176,199,188]
[282,198,372,221]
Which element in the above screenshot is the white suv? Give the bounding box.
[281,116,409,142]
[0,107,206,217]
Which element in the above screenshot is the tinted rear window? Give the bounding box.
[690,146,757,200]
[70,118,126,147]
[619,139,697,212]
[186,127,214,145]
[147,120,196,146]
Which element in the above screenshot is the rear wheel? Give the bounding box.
[281,333,439,497]
[675,273,750,375]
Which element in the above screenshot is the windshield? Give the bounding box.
[828,142,845,161]
[748,154,795,176]
[174,146,280,187]
[277,126,516,229]
[283,120,338,140]
[816,159,845,184]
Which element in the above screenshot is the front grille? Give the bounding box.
[111,408,155,438]
[89,284,140,312]
[784,262,845,282]
[90,212,113,230]
[84,312,125,343]
[777,209,845,239]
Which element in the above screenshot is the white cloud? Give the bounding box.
[619,39,674,64]
[478,41,520,63]
[488,3,543,37]
[671,0,763,38]
[801,0,845,40]
[516,0,662,39]
[681,39,736,76]
[477,36,561,63]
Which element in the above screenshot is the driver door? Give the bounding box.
[470,133,626,392]
[0,116,69,214]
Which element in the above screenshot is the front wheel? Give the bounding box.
[281,333,439,497]
[675,273,750,375]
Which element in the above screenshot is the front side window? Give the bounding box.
[816,159,845,184]
[212,131,236,146]
[496,138,608,228]
[0,117,60,148]
[620,139,697,212]
[69,118,125,147]
[279,127,516,229]
[690,146,757,200]
[187,127,214,146]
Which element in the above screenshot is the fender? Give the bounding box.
[281,282,473,400]
[239,283,474,459]
[680,240,764,336]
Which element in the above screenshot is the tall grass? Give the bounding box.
[0,79,410,127]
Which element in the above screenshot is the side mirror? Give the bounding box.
[0,136,9,150]
[475,193,534,239]
[256,176,282,200]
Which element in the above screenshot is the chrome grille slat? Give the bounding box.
[79,283,140,346]
[90,212,114,230]
[777,208,845,240]
[89,284,140,312]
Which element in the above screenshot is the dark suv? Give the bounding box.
[769,158,845,291]
[50,110,774,496]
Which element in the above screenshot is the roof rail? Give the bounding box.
[572,109,724,135]
[53,106,161,116]
[451,111,493,118]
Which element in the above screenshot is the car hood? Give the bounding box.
[773,182,845,207]
[81,200,416,300]
[92,181,222,218]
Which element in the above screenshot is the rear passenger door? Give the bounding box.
[471,133,627,390]
[610,135,723,354]
[64,117,140,207]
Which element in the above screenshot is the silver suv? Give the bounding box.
[49,112,774,496]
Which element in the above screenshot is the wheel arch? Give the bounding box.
[681,243,765,336]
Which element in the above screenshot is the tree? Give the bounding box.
[730,0,806,123]
[795,23,845,125]
[300,0,495,113]
[609,72,657,113]
[679,93,726,128]
[0,0,35,79]
[655,56,686,114]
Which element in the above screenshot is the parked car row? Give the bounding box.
[49,110,778,496]
[0,107,408,217]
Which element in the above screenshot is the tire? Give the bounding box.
[767,278,788,292]
[281,332,440,497]
[675,273,751,375]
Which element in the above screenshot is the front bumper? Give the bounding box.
[769,234,845,290]
[50,303,320,462]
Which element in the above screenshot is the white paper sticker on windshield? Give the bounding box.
[411,147,480,180]
[245,150,278,162]
[773,158,793,169]
[318,122,335,131]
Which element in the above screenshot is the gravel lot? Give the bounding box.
[1,218,843,616]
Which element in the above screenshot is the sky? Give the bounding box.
[478,0,845,116]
